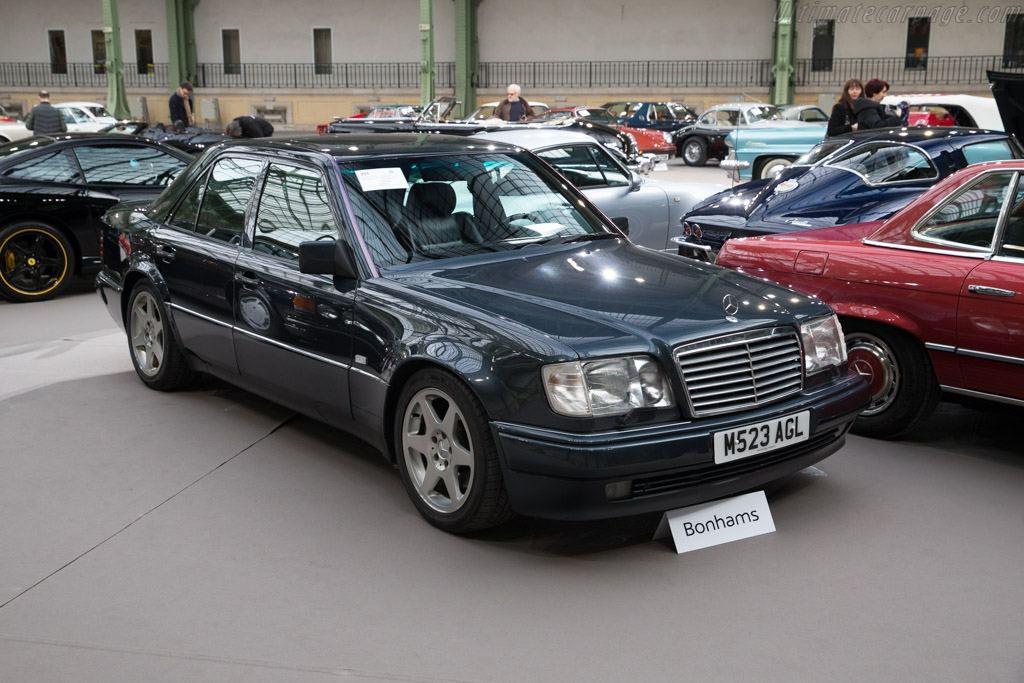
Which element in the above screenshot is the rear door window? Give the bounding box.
[914,171,1015,251]
[962,140,1015,166]
[828,143,937,184]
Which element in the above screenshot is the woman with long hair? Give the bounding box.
[826,78,863,137]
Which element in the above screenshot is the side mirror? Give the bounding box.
[629,171,642,192]
[298,239,359,280]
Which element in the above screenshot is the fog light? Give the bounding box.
[605,480,632,501]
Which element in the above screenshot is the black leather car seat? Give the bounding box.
[395,182,467,255]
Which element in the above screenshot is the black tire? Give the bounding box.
[0,221,75,302]
[126,281,195,391]
[842,319,940,439]
[681,137,708,167]
[757,157,793,179]
[394,368,514,533]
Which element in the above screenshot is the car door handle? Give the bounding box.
[234,271,261,287]
[156,245,175,262]
[968,284,1015,297]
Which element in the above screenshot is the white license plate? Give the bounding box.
[654,154,670,162]
[713,411,810,464]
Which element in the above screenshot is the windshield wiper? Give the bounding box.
[533,232,621,247]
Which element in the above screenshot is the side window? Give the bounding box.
[698,111,716,125]
[74,144,187,185]
[252,164,338,260]
[997,179,1024,258]
[589,146,630,186]
[914,172,1014,251]
[536,145,627,188]
[962,140,1015,166]
[652,104,671,121]
[1,150,79,183]
[829,143,937,184]
[168,173,208,233]
[196,156,263,244]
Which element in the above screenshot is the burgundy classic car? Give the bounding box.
[532,106,676,157]
[715,160,1024,439]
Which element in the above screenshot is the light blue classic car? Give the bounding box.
[723,122,827,181]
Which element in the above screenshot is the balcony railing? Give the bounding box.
[2,56,1023,91]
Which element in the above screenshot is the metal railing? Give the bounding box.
[2,57,1022,91]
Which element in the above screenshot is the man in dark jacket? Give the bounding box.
[494,84,535,122]
[854,79,905,130]
[168,81,195,127]
[24,91,67,135]
[225,115,274,138]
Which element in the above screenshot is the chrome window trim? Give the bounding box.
[860,239,989,259]
[941,385,1024,408]
[822,140,938,187]
[909,169,1018,253]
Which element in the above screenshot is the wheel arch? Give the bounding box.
[0,213,82,274]
[832,304,928,341]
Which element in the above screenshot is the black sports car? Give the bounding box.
[0,133,193,302]
[96,134,868,534]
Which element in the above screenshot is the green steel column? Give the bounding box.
[420,0,435,106]
[166,0,199,92]
[770,0,797,104]
[454,0,478,119]
[102,0,131,119]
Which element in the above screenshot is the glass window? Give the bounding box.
[1,150,79,183]
[1003,14,1024,68]
[651,104,672,121]
[48,30,67,75]
[91,29,106,74]
[168,173,207,233]
[962,140,1015,166]
[60,107,90,124]
[222,29,241,75]
[812,20,835,72]
[796,139,852,165]
[313,28,332,75]
[915,172,1014,251]
[828,143,937,184]
[995,178,1024,258]
[667,102,695,120]
[253,164,337,260]
[905,17,930,70]
[340,152,608,267]
[745,106,781,123]
[536,145,627,188]
[73,144,187,185]
[800,108,829,122]
[135,29,153,75]
[196,157,263,244]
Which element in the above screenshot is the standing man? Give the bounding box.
[23,90,67,135]
[494,84,535,122]
[168,81,195,128]
[224,115,275,138]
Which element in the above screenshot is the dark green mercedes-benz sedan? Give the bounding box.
[96,133,869,534]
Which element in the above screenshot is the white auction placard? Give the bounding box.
[355,167,408,191]
[654,490,776,554]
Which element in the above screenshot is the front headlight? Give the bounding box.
[801,315,847,375]
[662,131,673,144]
[542,356,675,417]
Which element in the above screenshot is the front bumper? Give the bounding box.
[491,370,868,520]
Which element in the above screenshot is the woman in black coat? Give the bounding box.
[854,78,905,131]
[826,78,863,138]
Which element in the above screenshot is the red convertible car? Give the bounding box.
[716,160,1024,439]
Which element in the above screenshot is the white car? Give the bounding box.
[472,128,724,251]
[0,105,31,143]
[54,101,119,133]
[466,100,549,120]
[882,93,1003,130]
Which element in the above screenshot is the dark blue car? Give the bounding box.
[602,101,696,134]
[676,127,1022,254]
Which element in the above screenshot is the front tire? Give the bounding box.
[127,281,195,390]
[843,320,940,439]
[681,138,708,166]
[757,157,793,179]
[394,369,513,533]
[0,221,75,302]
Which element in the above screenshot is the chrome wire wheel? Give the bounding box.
[129,289,166,378]
[400,386,476,514]
[846,331,899,416]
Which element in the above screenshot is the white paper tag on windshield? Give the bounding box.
[355,167,408,191]
[654,491,775,554]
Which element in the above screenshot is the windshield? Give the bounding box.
[795,139,853,165]
[745,105,782,123]
[86,105,112,118]
[338,152,612,267]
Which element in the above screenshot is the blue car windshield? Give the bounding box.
[337,152,612,267]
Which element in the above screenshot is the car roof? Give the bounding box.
[55,101,108,109]
[835,126,1008,144]
[470,129,597,149]
[221,133,522,159]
